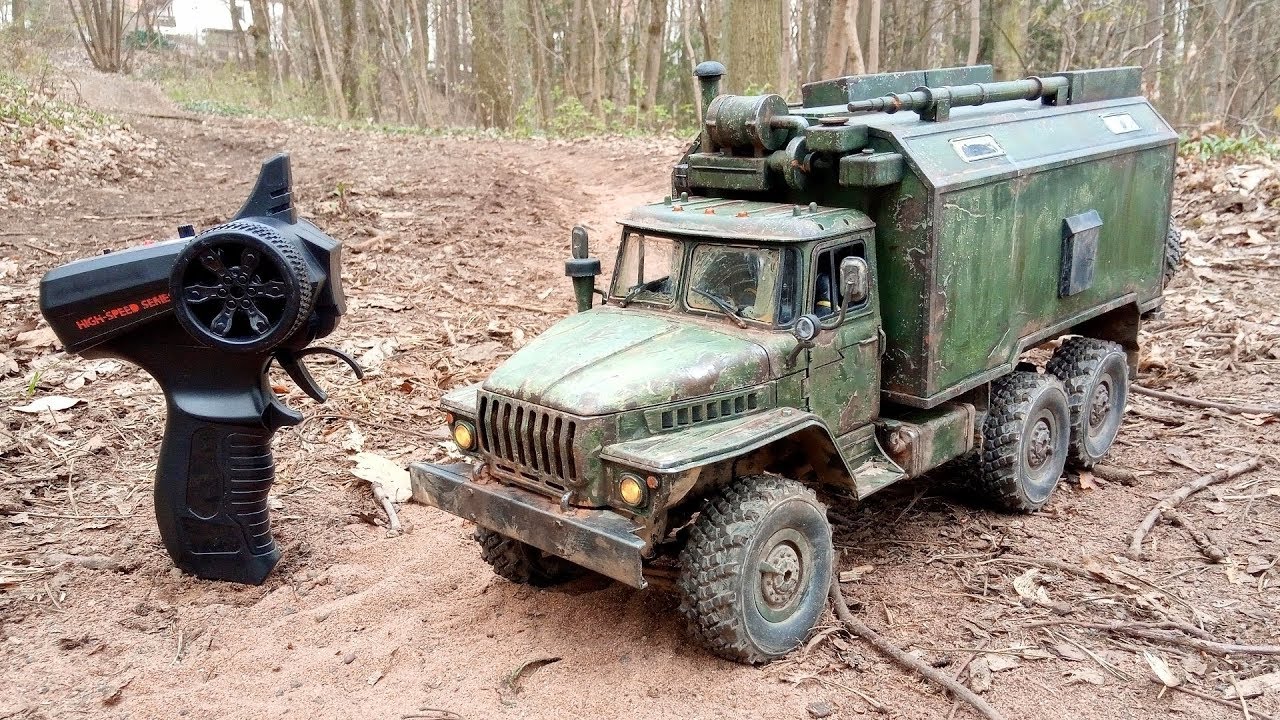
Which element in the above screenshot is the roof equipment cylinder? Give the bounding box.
[847,75,1070,121]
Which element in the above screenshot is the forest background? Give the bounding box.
[1,0,1278,142]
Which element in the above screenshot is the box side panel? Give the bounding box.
[871,171,933,398]
[928,181,1018,393]
[930,146,1173,394]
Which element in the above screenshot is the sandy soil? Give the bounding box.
[1,69,1278,720]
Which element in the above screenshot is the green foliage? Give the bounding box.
[0,73,109,138]
[125,30,173,50]
[513,87,697,138]
[148,61,328,120]
[25,371,42,398]
[1180,132,1280,160]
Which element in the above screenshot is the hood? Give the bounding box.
[484,306,774,416]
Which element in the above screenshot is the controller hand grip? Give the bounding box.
[154,400,281,584]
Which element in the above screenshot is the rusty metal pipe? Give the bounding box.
[847,76,1069,117]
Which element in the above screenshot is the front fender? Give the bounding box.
[599,407,830,474]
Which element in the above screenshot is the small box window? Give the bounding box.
[1102,113,1140,134]
[950,135,1005,162]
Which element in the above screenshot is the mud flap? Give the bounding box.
[408,463,648,588]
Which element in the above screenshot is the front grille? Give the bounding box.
[478,393,579,493]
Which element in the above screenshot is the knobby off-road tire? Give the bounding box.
[1047,337,1129,468]
[976,372,1071,512]
[677,475,833,664]
[474,528,579,587]
[1163,225,1183,288]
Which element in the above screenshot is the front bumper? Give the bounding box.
[409,462,648,588]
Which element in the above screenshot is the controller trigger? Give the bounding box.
[272,347,365,404]
[292,346,365,380]
[274,349,328,403]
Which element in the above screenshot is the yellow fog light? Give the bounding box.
[618,473,646,506]
[452,421,475,451]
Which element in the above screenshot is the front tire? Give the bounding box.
[677,476,833,664]
[1047,337,1129,468]
[976,372,1071,512]
[474,528,580,587]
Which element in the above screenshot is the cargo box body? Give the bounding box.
[838,97,1175,407]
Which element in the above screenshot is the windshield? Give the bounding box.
[611,232,679,304]
[685,245,784,324]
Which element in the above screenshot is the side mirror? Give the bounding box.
[565,225,601,313]
[840,256,869,305]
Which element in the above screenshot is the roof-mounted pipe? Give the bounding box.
[847,75,1070,122]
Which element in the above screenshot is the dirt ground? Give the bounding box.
[1,70,1278,720]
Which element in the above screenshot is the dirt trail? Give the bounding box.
[2,74,1279,720]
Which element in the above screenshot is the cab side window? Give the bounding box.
[813,241,866,318]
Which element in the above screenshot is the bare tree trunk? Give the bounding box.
[724,0,783,93]
[339,0,358,115]
[247,0,273,103]
[229,0,250,64]
[640,0,667,112]
[681,0,700,117]
[989,0,1025,79]
[585,0,606,116]
[779,0,794,97]
[966,0,980,65]
[306,0,347,118]
[67,0,133,72]
[866,0,880,72]
[822,0,863,77]
[470,0,517,128]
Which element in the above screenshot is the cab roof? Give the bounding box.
[620,197,874,242]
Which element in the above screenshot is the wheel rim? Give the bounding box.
[752,528,811,623]
[179,241,289,342]
[1083,360,1126,459]
[1022,408,1062,502]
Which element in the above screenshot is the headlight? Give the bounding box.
[452,421,476,451]
[618,473,647,506]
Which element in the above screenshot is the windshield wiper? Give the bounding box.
[619,276,668,307]
[691,287,748,328]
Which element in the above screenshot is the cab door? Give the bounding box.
[804,234,881,435]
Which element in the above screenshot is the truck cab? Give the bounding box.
[412,61,1176,664]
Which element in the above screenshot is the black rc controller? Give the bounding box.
[38,154,360,585]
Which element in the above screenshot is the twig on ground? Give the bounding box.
[1170,685,1277,720]
[1091,464,1139,486]
[1129,458,1262,559]
[368,482,402,536]
[1164,509,1228,562]
[303,413,449,446]
[1133,385,1279,416]
[1033,620,1280,656]
[829,581,1009,720]
[1024,618,1215,641]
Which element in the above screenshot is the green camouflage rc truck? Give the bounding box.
[412,62,1181,663]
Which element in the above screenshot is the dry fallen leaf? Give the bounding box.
[986,654,1022,672]
[1012,568,1053,605]
[968,656,993,693]
[12,396,82,414]
[342,422,366,453]
[15,327,56,348]
[1225,670,1280,699]
[1144,651,1181,687]
[351,452,411,503]
[1064,667,1105,686]
[838,564,874,583]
